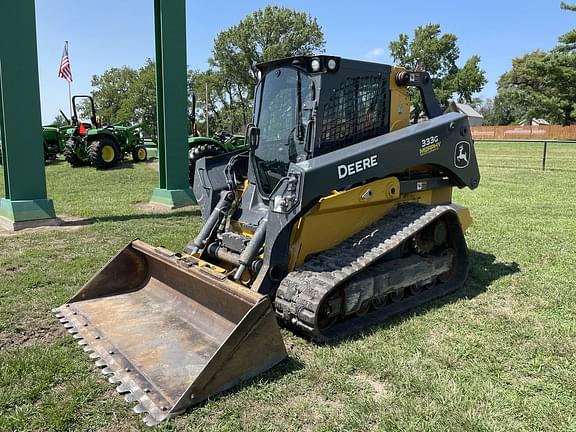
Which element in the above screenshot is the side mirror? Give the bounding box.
[247,125,260,150]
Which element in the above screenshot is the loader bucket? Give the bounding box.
[53,240,287,426]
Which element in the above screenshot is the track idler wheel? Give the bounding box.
[317,292,342,330]
[389,288,405,303]
[438,248,456,283]
[355,300,371,317]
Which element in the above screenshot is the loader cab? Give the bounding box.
[251,56,397,196]
[251,64,316,195]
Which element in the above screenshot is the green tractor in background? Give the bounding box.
[187,94,247,186]
[0,109,76,165]
[41,110,79,161]
[64,95,147,169]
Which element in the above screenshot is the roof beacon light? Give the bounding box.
[310,58,321,72]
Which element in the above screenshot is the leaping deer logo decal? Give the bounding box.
[454,141,470,168]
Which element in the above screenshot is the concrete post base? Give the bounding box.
[0,216,62,232]
[149,188,196,209]
[0,197,57,224]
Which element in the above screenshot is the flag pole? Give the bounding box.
[66,41,72,120]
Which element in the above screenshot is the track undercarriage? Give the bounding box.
[275,204,469,341]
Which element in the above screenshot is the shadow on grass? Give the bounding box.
[465,249,520,296]
[45,159,141,170]
[93,160,136,171]
[44,159,66,166]
[326,249,520,345]
[94,209,201,223]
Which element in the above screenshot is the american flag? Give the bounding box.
[58,42,73,83]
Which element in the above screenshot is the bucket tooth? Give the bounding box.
[124,388,147,403]
[54,240,287,425]
[124,393,136,403]
[133,403,148,414]
[144,414,163,427]
[116,383,131,394]
[94,359,107,368]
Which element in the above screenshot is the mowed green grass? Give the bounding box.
[0,142,575,432]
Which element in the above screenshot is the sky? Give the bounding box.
[35,0,574,123]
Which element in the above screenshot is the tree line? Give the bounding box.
[480,2,576,125]
[56,3,575,135]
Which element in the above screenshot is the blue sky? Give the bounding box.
[35,0,573,123]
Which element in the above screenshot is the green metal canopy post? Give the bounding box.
[0,0,57,229]
[150,0,195,208]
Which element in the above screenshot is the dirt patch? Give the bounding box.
[95,420,137,432]
[354,373,392,400]
[471,292,526,321]
[487,293,518,320]
[134,202,197,213]
[0,264,28,276]
[145,160,159,172]
[0,324,65,350]
[0,215,93,237]
[427,327,455,346]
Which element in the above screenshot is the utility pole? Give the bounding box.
[205,82,209,137]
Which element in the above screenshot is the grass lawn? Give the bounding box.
[1,142,575,431]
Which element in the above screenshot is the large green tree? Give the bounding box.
[189,69,250,135]
[83,60,159,137]
[125,60,157,137]
[50,113,69,127]
[559,2,576,51]
[494,50,576,125]
[207,6,325,127]
[86,66,138,125]
[389,24,486,121]
[490,2,576,125]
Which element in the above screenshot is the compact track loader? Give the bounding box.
[54,56,480,425]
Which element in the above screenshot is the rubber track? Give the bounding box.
[274,203,468,342]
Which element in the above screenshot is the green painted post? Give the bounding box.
[0,0,57,229]
[149,0,195,208]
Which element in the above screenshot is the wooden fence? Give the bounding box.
[471,125,576,141]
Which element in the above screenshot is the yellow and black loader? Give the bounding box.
[55,55,480,425]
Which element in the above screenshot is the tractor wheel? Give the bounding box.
[63,139,87,168]
[44,140,59,161]
[88,137,121,169]
[131,145,148,163]
[188,143,225,187]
